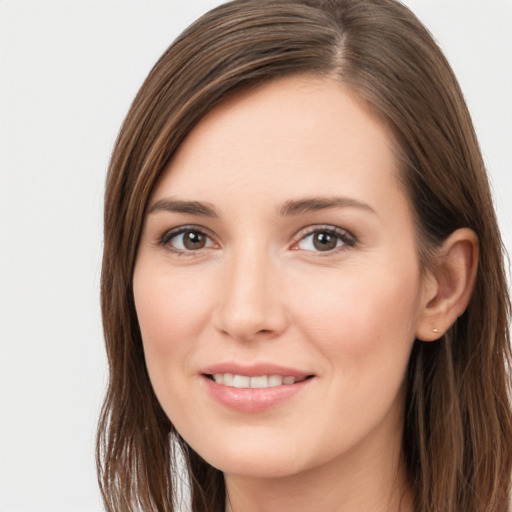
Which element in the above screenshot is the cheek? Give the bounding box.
[132,262,217,425]
[290,263,420,437]
[291,260,421,371]
[132,263,216,398]
[134,264,210,347]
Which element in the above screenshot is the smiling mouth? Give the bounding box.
[205,373,314,389]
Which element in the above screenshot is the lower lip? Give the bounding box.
[203,376,312,412]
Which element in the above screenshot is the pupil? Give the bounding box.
[184,231,205,250]
[313,232,336,251]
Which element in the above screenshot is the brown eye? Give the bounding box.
[296,227,355,253]
[312,232,337,251]
[182,230,207,250]
[161,228,215,253]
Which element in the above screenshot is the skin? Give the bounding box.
[133,75,476,512]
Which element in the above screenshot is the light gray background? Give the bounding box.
[1,1,511,511]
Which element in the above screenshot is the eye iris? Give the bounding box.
[313,232,337,251]
[183,231,206,250]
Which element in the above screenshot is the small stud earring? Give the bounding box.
[432,328,439,333]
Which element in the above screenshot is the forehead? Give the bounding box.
[152,75,404,215]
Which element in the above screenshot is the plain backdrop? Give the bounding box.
[1,1,511,511]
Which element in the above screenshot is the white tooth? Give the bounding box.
[223,373,234,386]
[283,376,296,385]
[268,375,283,387]
[233,375,250,388]
[213,373,223,384]
[250,375,269,388]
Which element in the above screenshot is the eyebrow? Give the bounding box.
[148,198,218,218]
[147,196,375,218]
[279,196,376,216]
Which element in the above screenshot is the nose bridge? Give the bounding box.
[214,239,285,340]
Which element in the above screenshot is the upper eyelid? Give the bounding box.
[292,224,355,241]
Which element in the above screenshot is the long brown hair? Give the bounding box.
[97,1,512,510]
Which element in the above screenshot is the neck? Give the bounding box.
[224,418,413,512]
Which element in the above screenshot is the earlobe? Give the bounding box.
[416,228,479,342]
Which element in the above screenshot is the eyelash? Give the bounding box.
[157,224,356,256]
[157,225,217,256]
[292,225,356,255]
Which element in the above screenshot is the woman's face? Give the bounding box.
[133,75,431,480]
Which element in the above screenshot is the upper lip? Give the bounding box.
[200,362,313,378]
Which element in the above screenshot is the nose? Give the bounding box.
[213,245,288,341]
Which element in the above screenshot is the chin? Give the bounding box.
[184,431,310,479]
[210,453,307,480]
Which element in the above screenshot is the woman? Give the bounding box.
[97,0,512,511]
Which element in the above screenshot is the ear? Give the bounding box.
[416,228,479,341]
